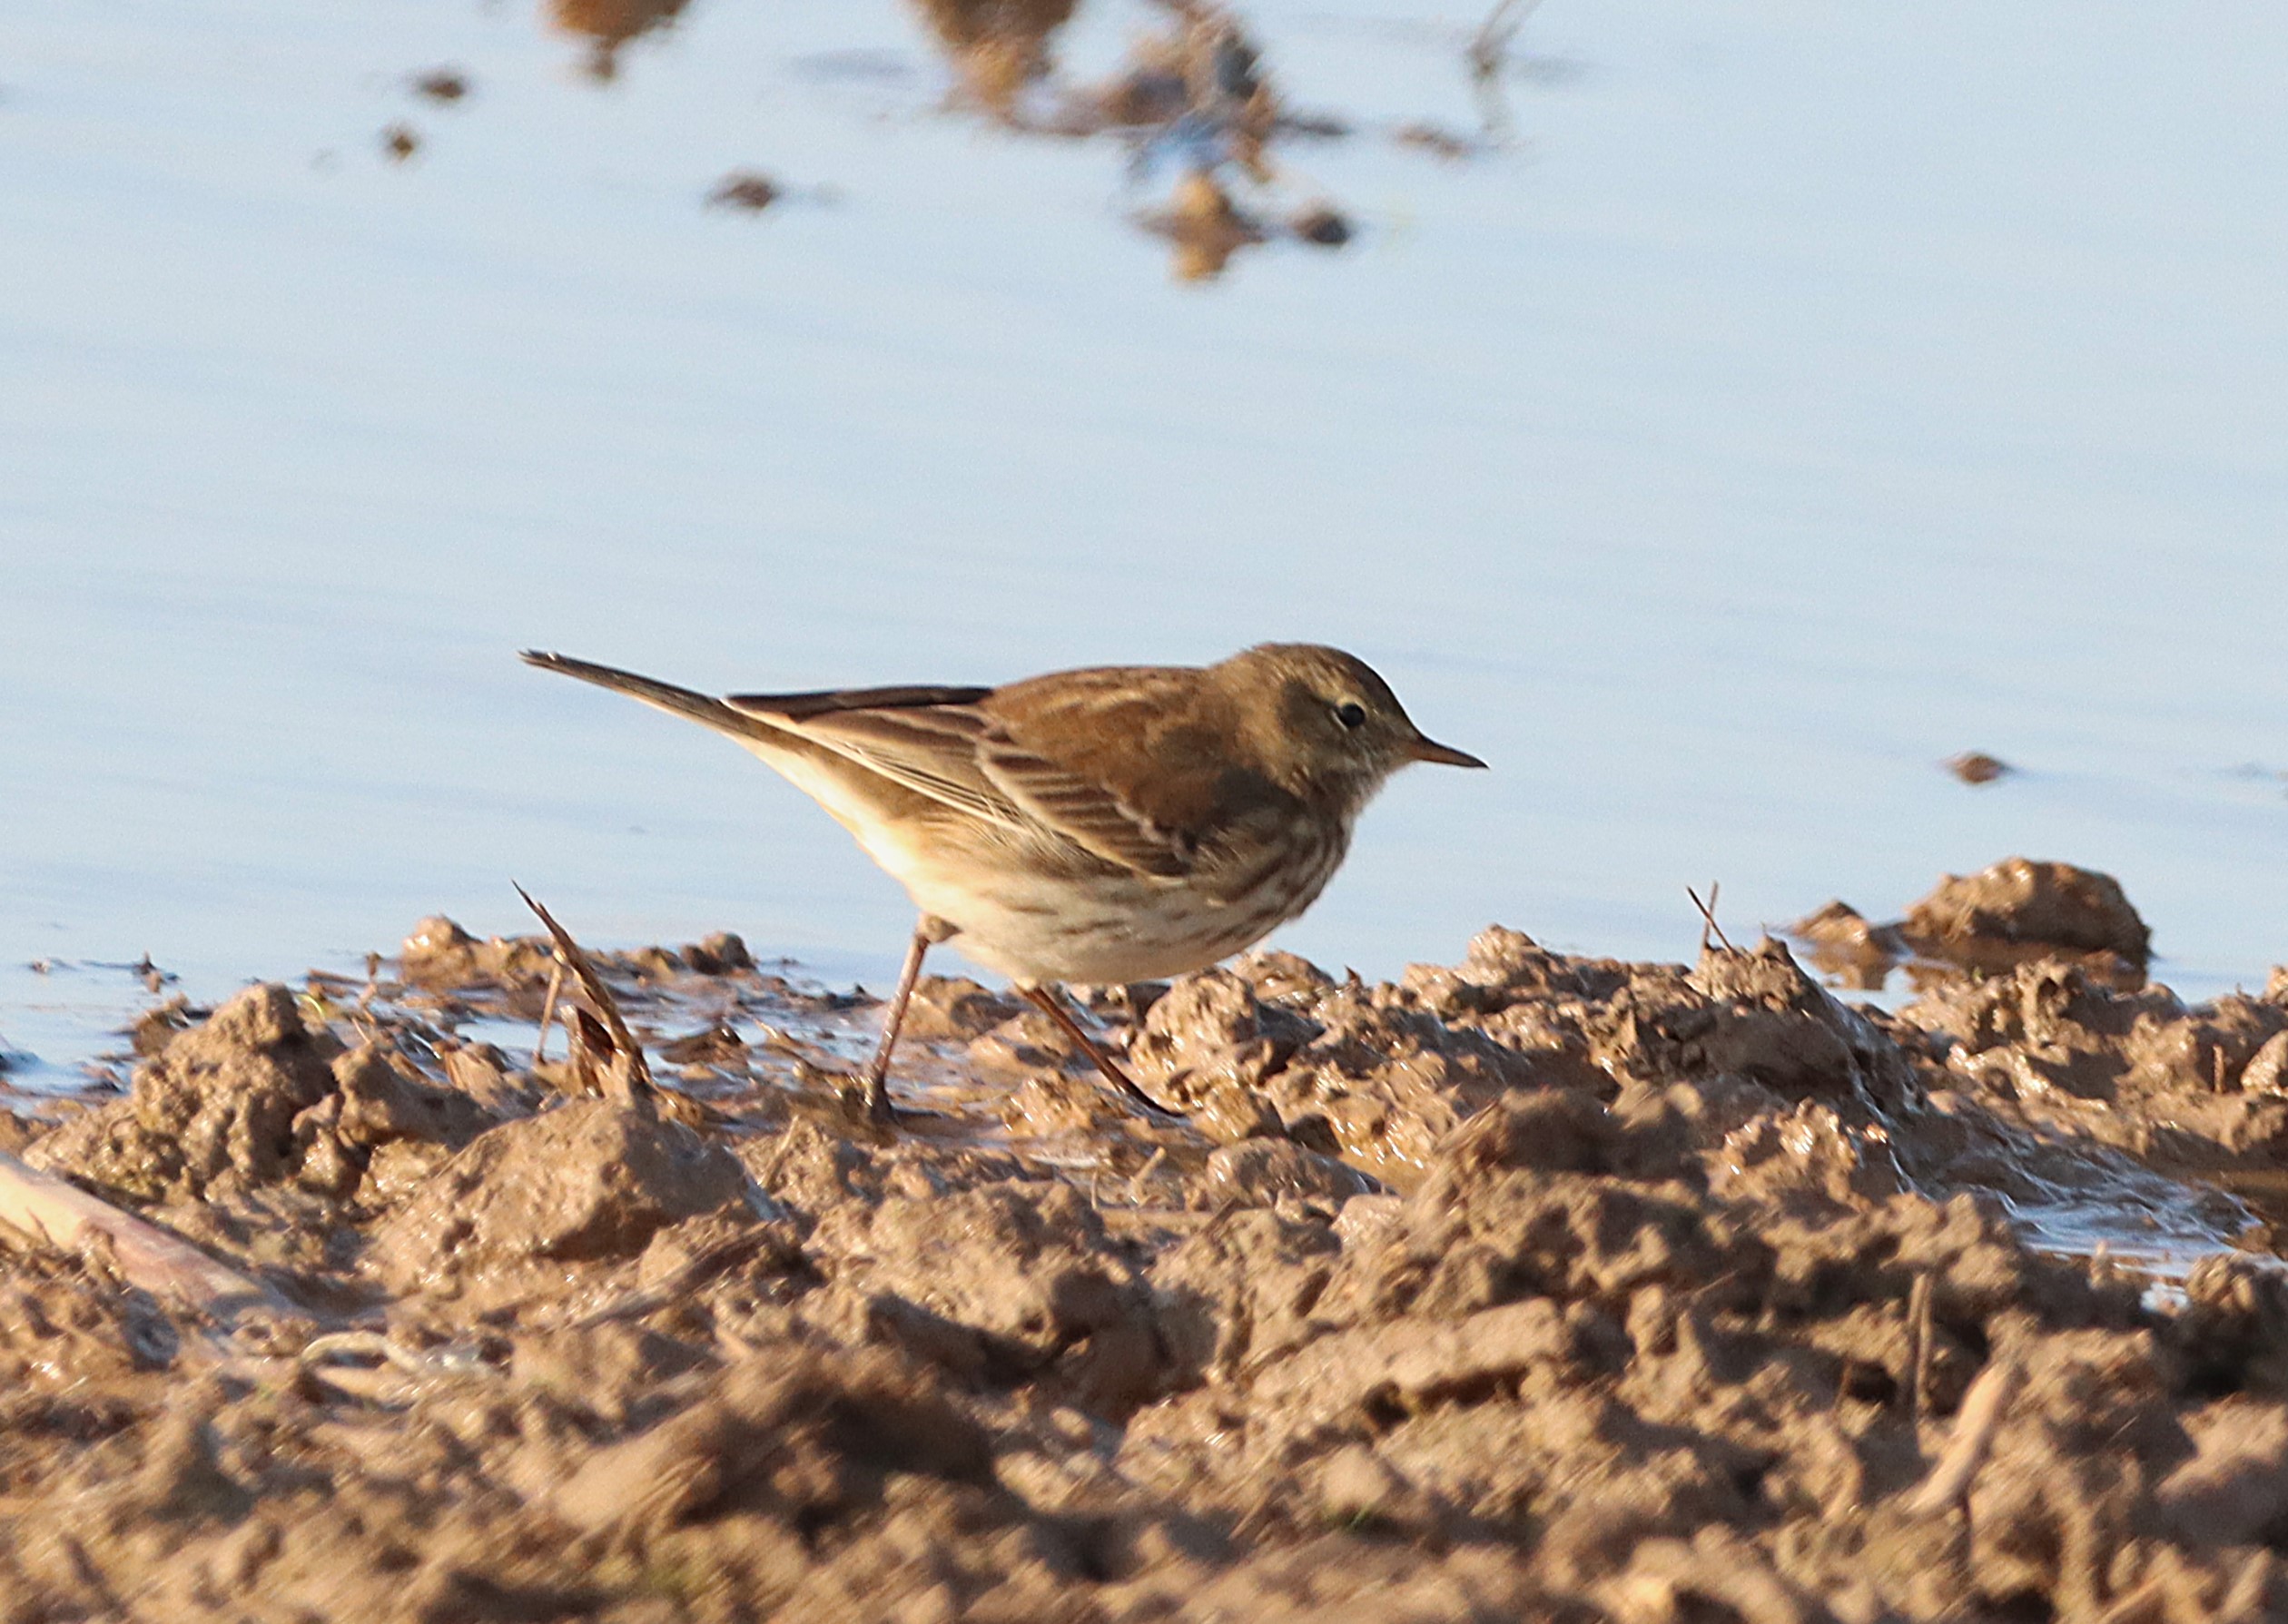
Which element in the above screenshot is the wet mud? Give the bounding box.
[6,861,2288,1619]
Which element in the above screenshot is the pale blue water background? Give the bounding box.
[5,0,2285,1078]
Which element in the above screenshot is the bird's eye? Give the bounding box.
[1334,701,1367,731]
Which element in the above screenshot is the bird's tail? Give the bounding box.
[519,650,784,746]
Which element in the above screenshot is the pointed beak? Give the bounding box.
[1406,733,1487,769]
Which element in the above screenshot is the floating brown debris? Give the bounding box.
[1287,202,1352,248]
[378,122,419,162]
[1393,121,1476,161]
[705,170,781,212]
[409,67,469,103]
[1948,750,2011,784]
[547,0,692,82]
[4,908,2283,1619]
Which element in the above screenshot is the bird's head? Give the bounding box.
[1218,643,1485,810]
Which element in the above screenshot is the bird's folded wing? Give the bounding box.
[727,680,1203,880]
[726,699,1034,834]
[977,739,1195,879]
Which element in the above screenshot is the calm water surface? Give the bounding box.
[5,0,2285,1076]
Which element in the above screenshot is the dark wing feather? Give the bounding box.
[726,684,992,720]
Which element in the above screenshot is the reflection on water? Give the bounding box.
[1140,171,1264,282]
[533,0,1422,281]
[536,0,1500,280]
[883,0,1395,281]
[908,0,1080,115]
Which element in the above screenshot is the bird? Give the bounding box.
[519,644,1484,1122]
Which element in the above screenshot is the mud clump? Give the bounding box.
[373,1097,745,1300]
[28,982,500,1218]
[1948,750,2011,784]
[6,909,2288,1619]
[28,984,344,1200]
[1903,959,2288,1176]
[399,914,556,991]
[1790,853,2154,992]
[705,170,779,212]
[1905,855,2151,966]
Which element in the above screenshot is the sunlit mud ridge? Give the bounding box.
[5,863,2288,1619]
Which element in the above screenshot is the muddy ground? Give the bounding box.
[5,859,2288,1621]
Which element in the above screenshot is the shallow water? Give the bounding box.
[5,0,2286,1081]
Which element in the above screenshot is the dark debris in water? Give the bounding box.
[1392,120,1478,162]
[1288,202,1352,248]
[1948,750,2011,784]
[705,171,781,212]
[409,67,470,104]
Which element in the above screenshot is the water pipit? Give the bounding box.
[520,644,1484,1121]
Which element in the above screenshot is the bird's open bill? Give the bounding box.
[1407,735,1488,769]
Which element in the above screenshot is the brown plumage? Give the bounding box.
[520,644,1484,1120]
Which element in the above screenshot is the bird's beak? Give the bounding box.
[1406,734,1487,769]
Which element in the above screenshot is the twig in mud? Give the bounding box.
[1907,1270,1935,1417]
[0,1151,288,1348]
[1688,884,1737,954]
[515,883,655,1107]
[532,957,566,1067]
[1128,1146,1169,1206]
[1902,1353,2023,1519]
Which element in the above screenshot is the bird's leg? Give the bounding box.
[1019,983,1186,1120]
[863,914,954,1122]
